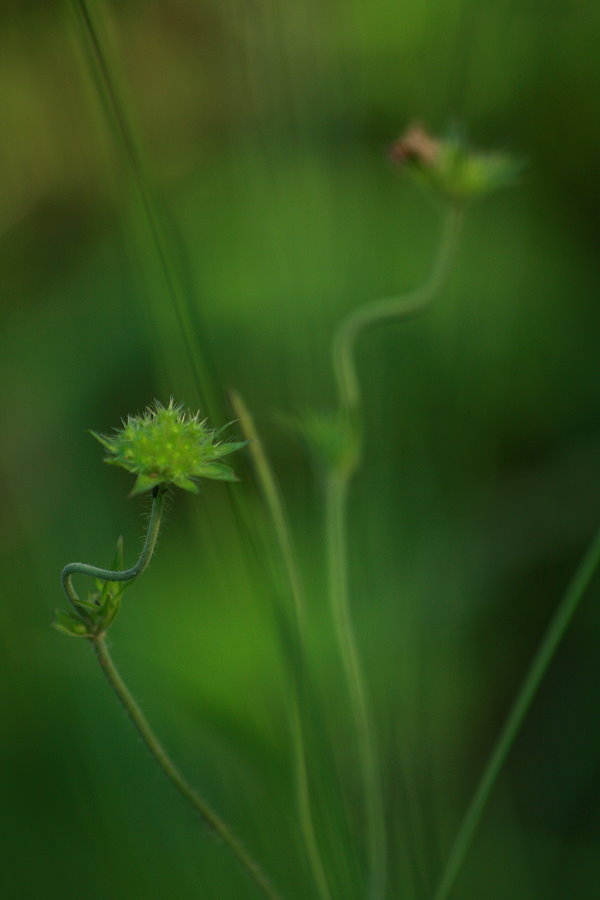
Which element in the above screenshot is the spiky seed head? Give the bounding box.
[91,399,246,496]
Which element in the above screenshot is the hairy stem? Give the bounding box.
[432,525,600,900]
[61,487,166,614]
[60,484,280,897]
[91,636,281,900]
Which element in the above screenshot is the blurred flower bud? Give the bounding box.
[390,123,520,203]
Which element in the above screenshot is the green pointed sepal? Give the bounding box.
[93,536,128,631]
[194,461,239,482]
[53,610,94,638]
[55,538,128,639]
[129,474,165,497]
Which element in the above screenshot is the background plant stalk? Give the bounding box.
[432,525,600,900]
[327,205,463,900]
[232,390,332,900]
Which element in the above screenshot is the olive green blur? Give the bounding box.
[1,1,599,899]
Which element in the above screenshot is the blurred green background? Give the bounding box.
[1,1,599,898]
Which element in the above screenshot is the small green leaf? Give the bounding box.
[53,611,92,638]
[210,441,248,459]
[171,475,199,493]
[74,596,99,614]
[129,473,163,497]
[195,462,238,481]
[99,537,126,605]
[96,590,122,632]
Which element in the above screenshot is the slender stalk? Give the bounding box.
[432,525,600,900]
[91,635,281,900]
[68,0,216,414]
[60,478,280,896]
[325,471,386,900]
[325,205,464,899]
[230,391,306,634]
[61,487,166,614]
[290,697,332,900]
[231,390,332,900]
[333,205,463,417]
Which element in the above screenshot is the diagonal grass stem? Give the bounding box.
[432,525,600,900]
[231,390,332,900]
[68,0,216,413]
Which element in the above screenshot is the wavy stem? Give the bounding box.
[326,205,464,899]
[91,635,281,900]
[432,525,600,900]
[61,487,166,615]
[60,481,281,899]
[333,205,463,417]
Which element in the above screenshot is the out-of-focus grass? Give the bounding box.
[1,1,600,899]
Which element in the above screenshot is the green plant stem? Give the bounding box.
[231,390,331,900]
[61,487,166,615]
[432,525,600,900]
[290,698,332,900]
[325,470,386,900]
[230,391,306,635]
[69,0,216,415]
[91,635,281,900]
[325,205,464,899]
[60,481,279,896]
[333,205,463,417]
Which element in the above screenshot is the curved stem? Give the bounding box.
[92,636,281,900]
[325,205,464,899]
[432,526,600,900]
[325,471,386,900]
[333,205,463,417]
[61,487,166,614]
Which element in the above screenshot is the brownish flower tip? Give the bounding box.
[389,123,440,167]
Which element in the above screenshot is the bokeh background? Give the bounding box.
[1,1,599,898]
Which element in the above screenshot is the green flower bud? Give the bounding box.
[390,123,520,203]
